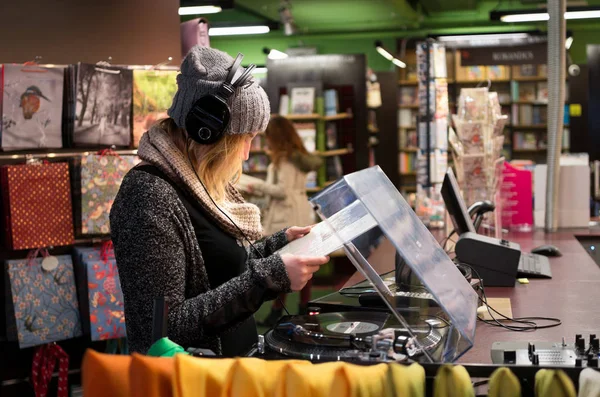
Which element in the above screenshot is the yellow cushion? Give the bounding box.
[388,363,425,397]
[173,355,235,397]
[488,367,520,397]
[433,364,474,397]
[129,354,175,397]
[81,350,131,397]
[535,369,576,397]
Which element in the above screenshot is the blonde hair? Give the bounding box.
[159,118,247,202]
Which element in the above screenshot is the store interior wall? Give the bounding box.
[0,0,181,65]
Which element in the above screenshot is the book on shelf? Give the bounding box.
[324,89,339,116]
[519,104,533,126]
[536,82,548,103]
[294,122,317,153]
[532,106,547,125]
[399,152,417,174]
[279,94,289,115]
[250,134,265,152]
[243,154,269,172]
[399,86,418,106]
[518,82,536,101]
[326,122,338,150]
[418,119,448,152]
[513,132,538,150]
[326,156,343,181]
[398,108,415,128]
[564,105,570,125]
[487,65,509,80]
[289,87,315,114]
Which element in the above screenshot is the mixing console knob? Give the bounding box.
[576,334,583,343]
[592,338,600,352]
[591,334,597,343]
[528,343,534,356]
[577,338,586,352]
[587,353,598,367]
[532,353,539,365]
[576,358,583,367]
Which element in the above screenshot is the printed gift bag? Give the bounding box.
[79,153,139,235]
[74,63,133,146]
[5,252,82,348]
[1,162,74,250]
[74,245,126,341]
[132,69,178,147]
[1,64,65,150]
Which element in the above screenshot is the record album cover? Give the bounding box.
[74,63,133,146]
[1,64,64,150]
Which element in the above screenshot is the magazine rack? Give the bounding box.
[310,166,478,363]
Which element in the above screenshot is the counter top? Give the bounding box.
[333,228,600,364]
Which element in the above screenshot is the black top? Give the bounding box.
[135,164,257,357]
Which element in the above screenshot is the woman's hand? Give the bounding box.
[285,225,314,242]
[280,254,329,291]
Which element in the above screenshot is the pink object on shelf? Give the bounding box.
[500,161,533,231]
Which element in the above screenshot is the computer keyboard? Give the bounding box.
[517,252,552,278]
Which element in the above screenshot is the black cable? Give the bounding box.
[460,262,561,331]
[186,145,290,316]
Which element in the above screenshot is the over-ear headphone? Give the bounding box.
[185,53,256,145]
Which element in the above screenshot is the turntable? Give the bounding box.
[252,166,479,364]
[256,311,446,363]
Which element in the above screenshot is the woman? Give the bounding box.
[247,116,323,324]
[110,46,328,357]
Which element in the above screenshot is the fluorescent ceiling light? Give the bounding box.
[501,13,549,22]
[267,49,288,60]
[437,33,531,41]
[392,58,406,68]
[565,36,574,49]
[376,46,394,61]
[209,25,270,36]
[500,9,600,23]
[178,6,222,16]
[566,10,600,19]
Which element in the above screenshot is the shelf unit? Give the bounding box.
[397,45,571,193]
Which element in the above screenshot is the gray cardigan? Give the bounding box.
[109,169,291,355]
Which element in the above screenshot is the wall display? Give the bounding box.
[1,64,64,150]
[132,70,178,147]
[80,154,140,235]
[1,162,75,250]
[5,254,82,348]
[74,63,133,146]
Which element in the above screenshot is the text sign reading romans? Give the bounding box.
[460,44,548,66]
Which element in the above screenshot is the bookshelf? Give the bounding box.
[397,46,571,192]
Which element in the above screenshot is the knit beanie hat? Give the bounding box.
[168,46,270,135]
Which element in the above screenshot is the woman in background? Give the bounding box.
[248,115,323,325]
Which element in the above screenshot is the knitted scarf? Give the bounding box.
[137,126,263,242]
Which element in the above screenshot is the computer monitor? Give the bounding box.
[441,168,476,235]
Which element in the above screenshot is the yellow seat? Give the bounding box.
[173,354,236,397]
[129,354,175,397]
[82,350,131,397]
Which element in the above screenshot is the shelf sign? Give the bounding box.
[460,44,547,66]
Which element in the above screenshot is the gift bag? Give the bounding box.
[132,69,178,147]
[78,153,139,235]
[1,162,75,250]
[5,252,82,348]
[73,63,133,147]
[74,244,126,341]
[1,64,65,150]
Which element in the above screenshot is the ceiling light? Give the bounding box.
[501,13,549,22]
[376,46,394,61]
[495,8,600,23]
[565,36,574,50]
[437,33,531,42]
[566,10,600,19]
[208,25,270,36]
[263,47,288,60]
[392,58,406,68]
[178,5,222,16]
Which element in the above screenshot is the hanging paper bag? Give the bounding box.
[74,243,126,341]
[1,162,74,250]
[77,152,139,235]
[5,251,82,348]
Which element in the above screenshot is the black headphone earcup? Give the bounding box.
[184,95,230,145]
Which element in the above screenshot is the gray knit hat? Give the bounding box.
[168,46,270,134]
